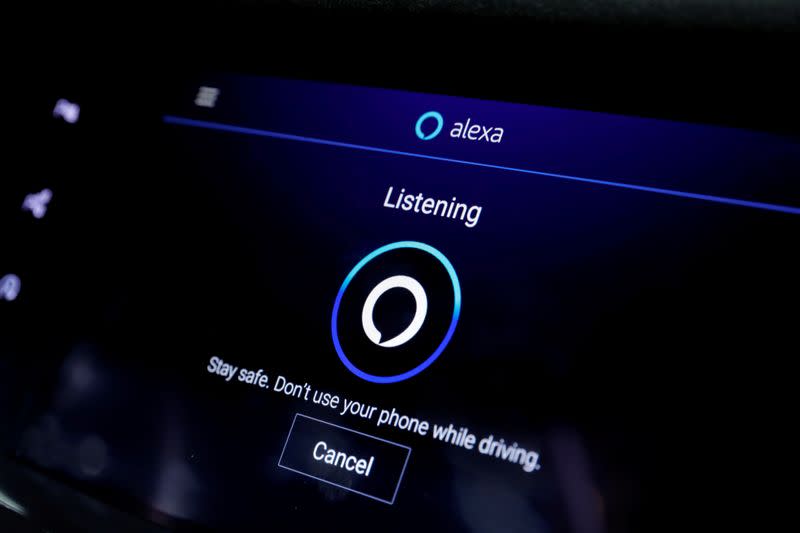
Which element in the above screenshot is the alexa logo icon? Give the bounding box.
[415,111,444,141]
[332,241,461,384]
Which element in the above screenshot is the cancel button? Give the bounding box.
[279,413,412,505]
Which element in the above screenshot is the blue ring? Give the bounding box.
[414,111,444,141]
[331,241,461,384]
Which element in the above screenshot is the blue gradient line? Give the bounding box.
[163,115,800,216]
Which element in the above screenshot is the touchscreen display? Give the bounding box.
[2,73,798,532]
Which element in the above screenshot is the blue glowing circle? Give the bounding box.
[414,111,444,141]
[331,241,461,384]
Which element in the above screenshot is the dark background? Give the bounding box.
[1,2,799,532]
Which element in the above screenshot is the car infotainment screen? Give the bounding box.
[2,73,798,532]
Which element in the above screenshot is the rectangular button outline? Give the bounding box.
[278,413,412,505]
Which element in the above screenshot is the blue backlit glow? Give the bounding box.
[163,115,800,216]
